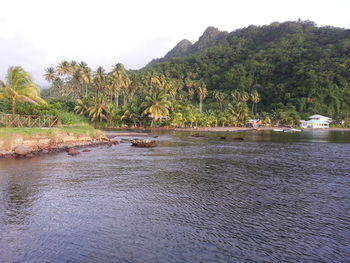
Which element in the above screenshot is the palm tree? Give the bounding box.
[69,61,78,75]
[184,105,201,127]
[260,112,272,126]
[44,67,56,96]
[240,91,249,102]
[124,80,138,104]
[0,66,46,114]
[111,63,130,107]
[230,90,241,102]
[228,102,250,126]
[93,66,106,95]
[56,61,70,79]
[74,96,91,116]
[145,71,161,92]
[52,77,64,97]
[44,67,56,83]
[121,107,139,127]
[78,62,92,97]
[212,90,225,110]
[250,89,260,116]
[88,94,108,122]
[196,83,207,113]
[141,89,171,126]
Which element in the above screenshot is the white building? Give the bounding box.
[300,114,332,129]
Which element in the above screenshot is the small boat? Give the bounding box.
[273,128,284,132]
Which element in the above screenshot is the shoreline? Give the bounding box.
[2,126,349,159]
[0,128,116,159]
[104,126,350,132]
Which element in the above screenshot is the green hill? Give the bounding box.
[147,20,350,119]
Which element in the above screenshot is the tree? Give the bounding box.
[0,66,46,114]
[78,62,92,97]
[56,61,70,79]
[88,94,108,121]
[196,81,207,113]
[231,90,249,103]
[44,67,56,84]
[227,102,250,126]
[250,89,260,116]
[74,96,91,116]
[212,90,225,110]
[141,89,171,126]
[44,67,56,96]
[93,66,106,95]
[110,63,130,107]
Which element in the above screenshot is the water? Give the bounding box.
[0,130,350,263]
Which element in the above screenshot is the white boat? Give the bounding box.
[273,128,284,132]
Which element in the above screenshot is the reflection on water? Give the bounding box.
[0,130,350,262]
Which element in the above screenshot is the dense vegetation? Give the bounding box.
[1,20,349,128]
[149,20,350,124]
[0,66,46,114]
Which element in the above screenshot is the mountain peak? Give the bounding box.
[203,26,221,36]
[163,39,192,60]
[145,26,228,67]
[190,27,228,52]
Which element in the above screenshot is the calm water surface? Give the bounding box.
[0,130,350,263]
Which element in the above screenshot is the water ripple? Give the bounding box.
[0,131,350,262]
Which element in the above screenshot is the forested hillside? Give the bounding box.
[148,20,350,120]
[9,20,348,129]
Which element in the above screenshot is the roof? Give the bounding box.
[309,114,331,119]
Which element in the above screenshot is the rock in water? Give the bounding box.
[14,145,32,156]
[130,139,157,147]
[67,148,80,156]
[191,133,204,137]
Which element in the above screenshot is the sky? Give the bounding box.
[0,0,350,86]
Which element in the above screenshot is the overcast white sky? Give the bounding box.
[1,0,349,86]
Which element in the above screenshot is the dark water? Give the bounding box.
[0,130,350,263]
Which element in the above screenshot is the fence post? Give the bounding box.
[56,116,61,127]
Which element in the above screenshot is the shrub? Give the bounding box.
[0,100,11,113]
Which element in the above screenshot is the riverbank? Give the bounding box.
[176,127,350,132]
[0,125,115,158]
[104,126,350,132]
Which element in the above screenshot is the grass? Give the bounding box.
[0,123,102,140]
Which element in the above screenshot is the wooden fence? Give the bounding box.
[0,113,61,128]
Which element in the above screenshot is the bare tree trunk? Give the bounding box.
[12,99,16,114]
[123,95,127,106]
[255,103,258,116]
[199,100,202,113]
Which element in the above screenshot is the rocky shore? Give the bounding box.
[0,131,116,159]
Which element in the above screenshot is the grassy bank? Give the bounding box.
[0,124,100,137]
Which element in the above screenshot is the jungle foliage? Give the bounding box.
[148,20,350,124]
[4,20,348,128]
